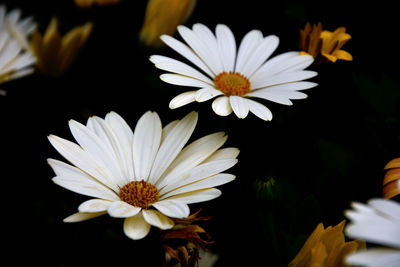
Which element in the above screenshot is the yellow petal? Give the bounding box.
[310,242,328,267]
[383,168,400,185]
[384,157,400,170]
[332,50,353,61]
[383,180,400,199]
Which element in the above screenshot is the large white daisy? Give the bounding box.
[0,5,36,85]
[344,198,400,267]
[150,23,318,121]
[48,111,238,240]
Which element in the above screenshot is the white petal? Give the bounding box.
[161,73,211,88]
[123,213,151,240]
[235,30,263,73]
[216,24,236,71]
[108,201,142,218]
[169,91,197,109]
[157,132,228,188]
[142,209,174,230]
[161,120,179,142]
[78,199,113,213]
[251,70,318,90]
[346,248,400,267]
[165,188,222,204]
[148,111,198,184]
[252,81,318,92]
[160,34,215,77]
[203,147,240,162]
[240,35,279,78]
[195,87,223,102]
[48,135,119,192]
[161,173,235,199]
[247,89,293,105]
[132,111,162,181]
[368,198,400,221]
[245,98,273,121]
[230,96,250,119]
[150,55,214,84]
[177,25,220,76]
[212,96,232,116]
[48,158,119,201]
[63,211,106,222]
[152,200,190,218]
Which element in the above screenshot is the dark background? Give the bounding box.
[1,0,399,266]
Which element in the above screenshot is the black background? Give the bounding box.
[1,0,400,266]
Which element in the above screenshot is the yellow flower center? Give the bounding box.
[119,180,159,208]
[214,71,251,96]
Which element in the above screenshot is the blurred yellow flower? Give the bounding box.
[299,23,352,63]
[74,0,119,8]
[140,0,197,48]
[288,221,365,267]
[31,18,93,77]
[383,157,400,199]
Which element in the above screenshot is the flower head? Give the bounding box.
[300,22,352,63]
[74,0,120,8]
[383,157,400,199]
[48,111,238,240]
[0,5,36,86]
[344,198,400,267]
[150,23,317,121]
[288,221,365,267]
[140,0,196,48]
[31,17,93,77]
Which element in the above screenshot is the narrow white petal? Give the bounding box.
[165,188,222,204]
[235,29,263,73]
[160,34,215,77]
[149,111,198,184]
[247,90,293,105]
[195,87,223,102]
[161,73,211,88]
[216,24,236,71]
[346,249,400,267]
[48,159,119,201]
[63,211,106,222]
[177,25,220,76]
[368,198,400,220]
[157,132,228,188]
[212,96,232,116]
[161,120,179,142]
[245,98,273,121]
[152,200,190,219]
[262,89,308,100]
[78,199,113,213]
[161,173,235,199]
[132,111,162,181]
[251,70,318,90]
[142,209,174,230]
[123,213,151,240]
[230,96,250,119]
[252,81,318,92]
[203,147,240,163]
[150,55,214,84]
[108,201,142,218]
[240,35,279,78]
[48,135,119,192]
[169,91,197,109]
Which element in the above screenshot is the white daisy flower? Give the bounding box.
[344,198,400,267]
[0,5,36,85]
[150,23,318,121]
[48,111,239,240]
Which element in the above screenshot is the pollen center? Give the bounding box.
[119,180,159,209]
[214,71,251,96]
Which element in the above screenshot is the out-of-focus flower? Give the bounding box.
[140,0,197,48]
[31,17,93,77]
[150,23,317,121]
[344,198,400,267]
[74,0,119,8]
[299,22,352,63]
[162,210,215,266]
[383,157,400,199]
[48,111,238,240]
[0,5,36,88]
[288,220,365,267]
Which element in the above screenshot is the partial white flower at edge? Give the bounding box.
[344,198,400,267]
[48,111,239,240]
[0,5,36,87]
[150,23,318,121]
